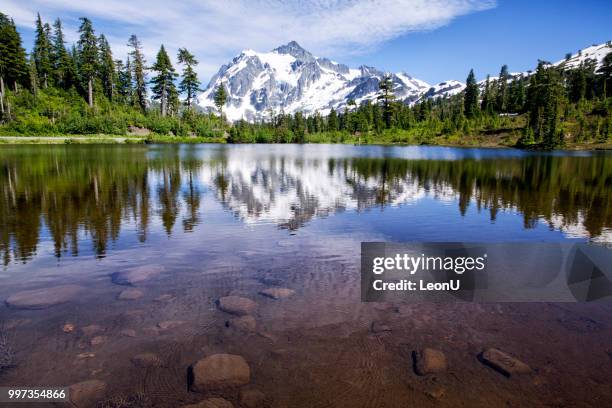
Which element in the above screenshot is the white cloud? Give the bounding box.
[4,0,495,85]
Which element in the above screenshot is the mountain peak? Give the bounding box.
[273,41,313,61]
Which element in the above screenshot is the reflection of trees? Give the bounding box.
[211,154,611,238]
[0,145,203,264]
[1,145,610,265]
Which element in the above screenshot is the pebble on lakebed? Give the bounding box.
[217,296,258,316]
[480,348,532,377]
[414,348,447,375]
[258,287,295,299]
[117,288,144,300]
[182,398,234,408]
[131,352,162,368]
[190,354,250,392]
[68,379,107,407]
[110,264,164,286]
[5,285,83,309]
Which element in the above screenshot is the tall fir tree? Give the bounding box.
[377,74,396,128]
[76,17,98,107]
[115,59,133,105]
[98,34,115,101]
[150,45,178,117]
[496,64,509,112]
[0,13,28,113]
[51,18,74,89]
[214,83,228,119]
[127,35,147,112]
[33,13,52,88]
[328,107,338,131]
[464,69,479,118]
[597,52,612,98]
[480,75,492,113]
[177,48,201,109]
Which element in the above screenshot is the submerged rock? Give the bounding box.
[414,348,447,375]
[240,388,267,408]
[120,329,137,337]
[131,352,162,368]
[5,285,83,309]
[154,294,175,302]
[258,287,295,300]
[227,315,257,332]
[182,398,234,408]
[218,296,257,316]
[110,265,164,286]
[190,354,250,392]
[63,323,76,333]
[118,289,144,300]
[68,379,107,407]
[90,336,108,346]
[157,320,186,330]
[370,321,392,333]
[481,348,531,377]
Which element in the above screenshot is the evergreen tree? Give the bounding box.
[33,13,52,88]
[0,13,28,113]
[150,45,178,117]
[480,75,492,113]
[377,74,395,128]
[328,107,338,131]
[496,64,509,112]
[98,35,115,101]
[214,83,228,118]
[464,69,479,118]
[177,48,201,109]
[127,35,147,112]
[598,52,612,98]
[51,18,73,89]
[76,17,98,107]
[115,59,132,105]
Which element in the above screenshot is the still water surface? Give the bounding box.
[0,144,611,407]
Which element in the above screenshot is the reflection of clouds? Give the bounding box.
[545,214,612,243]
[199,155,436,227]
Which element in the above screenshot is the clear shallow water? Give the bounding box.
[0,144,611,407]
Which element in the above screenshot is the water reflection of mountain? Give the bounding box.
[1,145,610,264]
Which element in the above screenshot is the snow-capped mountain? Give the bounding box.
[197,41,429,121]
[198,41,611,121]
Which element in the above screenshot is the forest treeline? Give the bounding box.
[0,12,611,148]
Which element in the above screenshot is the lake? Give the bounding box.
[0,144,611,407]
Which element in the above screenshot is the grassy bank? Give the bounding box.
[1,131,610,150]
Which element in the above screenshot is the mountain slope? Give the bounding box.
[198,41,612,121]
[197,41,429,121]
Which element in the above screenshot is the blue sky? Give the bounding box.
[5,0,612,86]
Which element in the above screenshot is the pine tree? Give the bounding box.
[177,48,201,109]
[0,13,28,113]
[77,17,98,107]
[115,59,132,105]
[127,35,147,112]
[98,35,115,101]
[51,18,73,89]
[328,108,338,131]
[496,64,509,112]
[377,74,395,128]
[150,45,178,117]
[480,75,492,113]
[214,83,228,118]
[464,69,479,118]
[33,13,52,88]
[597,52,612,98]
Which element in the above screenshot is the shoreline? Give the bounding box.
[1,135,610,151]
